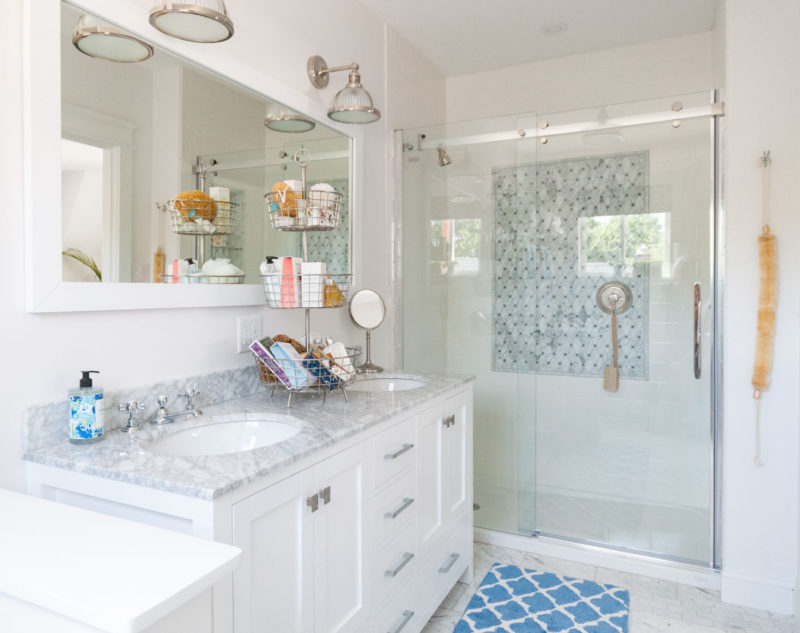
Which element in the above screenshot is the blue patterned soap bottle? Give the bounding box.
[68,371,105,444]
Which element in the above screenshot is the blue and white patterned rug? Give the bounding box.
[454,563,629,633]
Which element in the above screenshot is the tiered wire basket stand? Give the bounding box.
[256,148,354,405]
[157,195,243,284]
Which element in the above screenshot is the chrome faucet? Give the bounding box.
[152,388,203,425]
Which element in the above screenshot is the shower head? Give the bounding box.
[436,145,452,167]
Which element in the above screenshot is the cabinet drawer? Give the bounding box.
[372,416,417,489]
[368,582,424,633]
[372,467,417,549]
[372,523,418,605]
[420,524,473,604]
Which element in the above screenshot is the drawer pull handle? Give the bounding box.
[385,552,414,578]
[438,552,460,574]
[385,497,414,519]
[385,443,414,460]
[387,610,415,633]
[306,493,319,513]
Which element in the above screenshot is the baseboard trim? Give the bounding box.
[721,569,795,615]
[474,527,720,590]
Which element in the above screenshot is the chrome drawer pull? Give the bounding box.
[384,443,414,460]
[385,497,414,519]
[385,552,414,577]
[387,610,415,633]
[438,552,460,574]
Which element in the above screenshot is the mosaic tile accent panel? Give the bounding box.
[307,178,350,274]
[493,152,649,378]
[454,563,629,632]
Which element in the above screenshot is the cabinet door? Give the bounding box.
[417,404,444,552]
[232,471,315,633]
[442,391,470,524]
[313,443,368,633]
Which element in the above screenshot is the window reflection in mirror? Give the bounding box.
[60,2,351,285]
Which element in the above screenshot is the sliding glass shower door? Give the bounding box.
[401,92,718,566]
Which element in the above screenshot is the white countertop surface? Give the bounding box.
[0,490,241,633]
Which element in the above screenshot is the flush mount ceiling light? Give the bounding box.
[307,55,381,124]
[265,109,316,133]
[72,14,154,63]
[149,0,234,43]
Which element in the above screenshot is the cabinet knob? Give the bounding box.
[306,493,319,513]
[443,414,456,428]
[320,486,331,505]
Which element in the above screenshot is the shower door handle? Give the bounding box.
[693,282,701,379]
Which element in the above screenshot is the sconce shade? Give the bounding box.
[328,68,381,124]
[72,14,154,63]
[149,1,234,43]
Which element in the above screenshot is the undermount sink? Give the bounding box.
[346,374,428,393]
[145,415,300,457]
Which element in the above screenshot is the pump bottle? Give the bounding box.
[68,370,104,444]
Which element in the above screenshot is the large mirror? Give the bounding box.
[56,1,352,288]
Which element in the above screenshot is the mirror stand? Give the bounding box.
[358,330,383,374]
[349,288,386,374]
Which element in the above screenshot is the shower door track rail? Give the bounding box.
[206,150,349,173]
[418,103,725,150]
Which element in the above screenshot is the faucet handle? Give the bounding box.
[118,401,146,433]
[183,388,199,410]
[157,395,168,408]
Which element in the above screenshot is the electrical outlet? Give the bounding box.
[236,316,262,354]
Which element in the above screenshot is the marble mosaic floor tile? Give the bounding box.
[422,542,797,633]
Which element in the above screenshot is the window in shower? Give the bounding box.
[579,212,670,277]
[429,218,482,275]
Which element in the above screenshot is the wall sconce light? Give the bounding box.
[72,14,154,63]
[307,55,381,124]
[149,1,234,43]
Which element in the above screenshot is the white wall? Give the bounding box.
[446,32,714,123]
[721,0,800,615]
[0,1,445,494]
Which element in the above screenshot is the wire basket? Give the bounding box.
[265,189,342,231]
[261,273,351,308]
[167,197,238,235]
[253,344,361,393]
[160,273,245,284]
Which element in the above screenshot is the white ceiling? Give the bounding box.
[360,0,718,77]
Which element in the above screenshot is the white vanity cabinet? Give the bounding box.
[25,382,473,633]
[371,389,473,633]
[231,443,367,633]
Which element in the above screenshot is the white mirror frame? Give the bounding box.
[24,0,362,312]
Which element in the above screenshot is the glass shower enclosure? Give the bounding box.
[400,92,720,566]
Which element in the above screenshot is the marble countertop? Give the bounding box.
[23,372,473,500]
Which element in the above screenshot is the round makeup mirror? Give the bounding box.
[349,289,386,373]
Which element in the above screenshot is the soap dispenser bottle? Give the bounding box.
[68,370,105,444]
